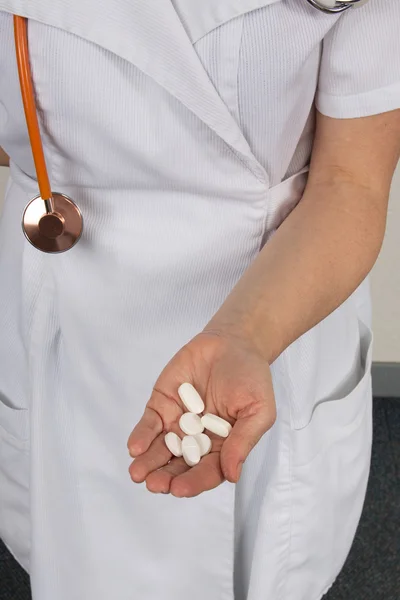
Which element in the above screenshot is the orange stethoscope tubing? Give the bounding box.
[13,15,53,209]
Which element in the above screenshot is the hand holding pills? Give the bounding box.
[128,330,276,498]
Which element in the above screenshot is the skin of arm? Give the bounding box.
[206,109,400,364]
[0,147,9,167]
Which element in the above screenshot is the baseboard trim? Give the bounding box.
[372,362,400,398]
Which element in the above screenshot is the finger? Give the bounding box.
[127,407,163,457]
[170,452,224,498]
[220,405,276,483]
[129,433,173,483]
[146,458,189,494]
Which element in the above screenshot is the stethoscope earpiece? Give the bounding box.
[22,193,83,253]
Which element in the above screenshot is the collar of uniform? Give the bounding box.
[0,0,278,182]
[172,0,282,43]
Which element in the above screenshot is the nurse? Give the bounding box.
[0,1,399,599]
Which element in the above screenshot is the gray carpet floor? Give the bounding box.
[1,398,399,600]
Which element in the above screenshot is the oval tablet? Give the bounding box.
[164,432,183,457]
[194,433,212,456]
[182,435,201,467]
[178,383,205,414]
[179,412,204,436]
[201,414,232,438]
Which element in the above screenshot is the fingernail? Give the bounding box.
[171,487,188,498]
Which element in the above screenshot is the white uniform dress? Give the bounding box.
[0,1,399,599]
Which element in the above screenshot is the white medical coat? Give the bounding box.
[0,1,399,599]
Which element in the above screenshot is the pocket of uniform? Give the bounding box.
[0,393,29,447]
[291,317,373,467]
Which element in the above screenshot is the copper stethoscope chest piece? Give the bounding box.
[22,193,83,253]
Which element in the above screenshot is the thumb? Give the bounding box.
[220,405,276,483]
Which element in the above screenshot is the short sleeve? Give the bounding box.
[316,0,400,119]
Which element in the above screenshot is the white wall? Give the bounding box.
[0,168,8,208]
[0,164,399,362]
[0,168,7,197]
[371,166,400,362]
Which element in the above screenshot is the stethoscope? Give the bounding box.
[14,16,83,253]
[14,0,369,253]
[306,0,369,12]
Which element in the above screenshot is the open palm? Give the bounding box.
[128,331,276,498]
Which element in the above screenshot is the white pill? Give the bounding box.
[182,435,201,467]
[164,432,183,457]
[195,433,212,456]
[201,414,232,438]
[178,383,205,414]
[179,412,204,436]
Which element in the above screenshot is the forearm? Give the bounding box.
[207,178,388,364]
